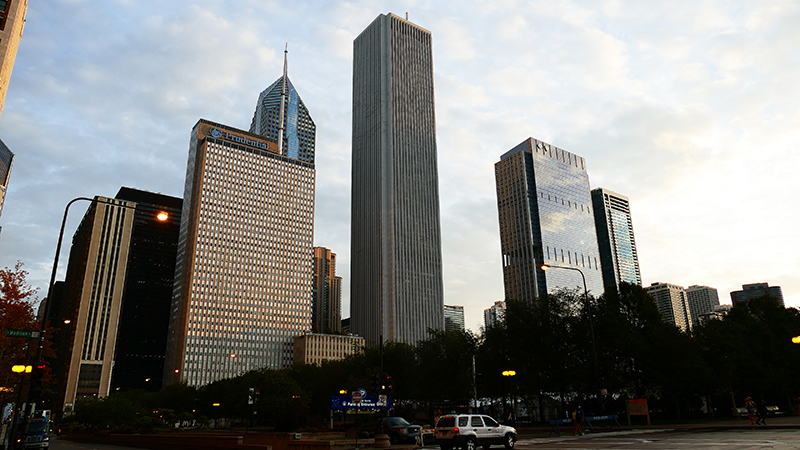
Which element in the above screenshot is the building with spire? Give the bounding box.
[350,13,445,346]
[164,53,316,387]
[249,46,315,164]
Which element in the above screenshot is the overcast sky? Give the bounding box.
[1,0,798,331]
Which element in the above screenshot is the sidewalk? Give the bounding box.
[517,414,800,439]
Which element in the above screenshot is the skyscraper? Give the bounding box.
[444,305,465,332]
[495,138,604,301]
[0,0,26,118]
[60,189,179,414]
[685,285,720,327]
[730,282,784,307]
[0,138,12,222]
[250,49,315,164]
[484,301,506,329]
[164,118,315,387]
[350,13,445,345]
[312,246,342,334]
[645,282,693,332]
[591,188,641,290]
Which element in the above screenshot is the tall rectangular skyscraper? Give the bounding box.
[312,247,342,334]
[0,0,26,118]
[351,13,445,345]
[591,188,642,290]
[495,138,604,300]
[164,119,315,387]
[59,189,179,414]
[645,282,693,332]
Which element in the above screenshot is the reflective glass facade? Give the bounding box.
[591,188,641,290]
[444,305,465,332]
[496,138,604,300]
[0,137,11,221]
[351,13,445,345]
[249,76,316,164]
[164,119,315,387]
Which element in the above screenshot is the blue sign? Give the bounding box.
[330,395,391,410]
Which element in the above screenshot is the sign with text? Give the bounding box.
[330,395,391,410]
[5,329,40,338]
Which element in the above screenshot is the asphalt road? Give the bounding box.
[50,439,144,450]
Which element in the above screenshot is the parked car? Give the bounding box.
[435,414,516,450]
[376,416,422,445]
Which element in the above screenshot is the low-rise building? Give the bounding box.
[293,333,365,365]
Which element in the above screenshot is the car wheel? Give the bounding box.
[389,435,397,445]
[464,437,478,450]
[504,434,516,449]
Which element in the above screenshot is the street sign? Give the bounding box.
[5,329,40,338]
[330,395,391,410]
[352,390,363,404]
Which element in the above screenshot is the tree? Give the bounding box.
[0,262,39,406]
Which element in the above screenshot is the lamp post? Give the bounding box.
[540,264,603,411]
[20,197,168,438]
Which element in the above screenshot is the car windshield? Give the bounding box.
[27,421,47,433]
[386,417,411,427]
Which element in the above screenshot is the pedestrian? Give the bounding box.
[756,396,768,425]
[745,397,757,426]
[576,405,585,435]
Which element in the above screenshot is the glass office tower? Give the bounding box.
[591,188,642,290]
[350,13,445,345]
[495,138,604,301]
[164,119,315,387]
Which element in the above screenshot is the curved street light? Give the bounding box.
[540,264,603,411]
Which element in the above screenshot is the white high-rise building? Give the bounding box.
[484,301,506,329]
[685,285,720,327]
[645,282,693,332]
[350,13,445,345]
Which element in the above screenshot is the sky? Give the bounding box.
[0,0,798,332]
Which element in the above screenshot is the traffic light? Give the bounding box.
[30,365,45,399]
[381,374,392,393]
[475,372,484,391]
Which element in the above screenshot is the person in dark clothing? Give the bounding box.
[757,396,768,425]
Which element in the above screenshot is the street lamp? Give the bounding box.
[501,369,517,423]
[540,264,603,411]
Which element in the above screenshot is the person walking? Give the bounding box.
[756,396,768,425]
[745,397,757,426]
[576,405,585,436]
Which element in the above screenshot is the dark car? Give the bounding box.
[376,417,423,445]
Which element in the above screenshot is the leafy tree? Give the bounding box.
[0,262,40,406]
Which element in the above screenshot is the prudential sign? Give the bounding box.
[208,127,271,152]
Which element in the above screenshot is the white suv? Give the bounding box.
[435,414,516,450]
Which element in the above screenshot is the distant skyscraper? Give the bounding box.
[484,301,506,329]
[444,305,465,332]
[313,247,342,334]
[0,138,12,222]
[645,282,692,332]
[0,0,26,118]
[350,13,445,345]
[60,189,180,414]
[591,188,641,290]
[685,285,720,328]
[164,118,315,387]
[250,49,315,164]
[496,138,604,300]
[730,283,785,307]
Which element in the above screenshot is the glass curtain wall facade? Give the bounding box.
[350,13,445,345]
[0,138,12,222]
[444,305,465,332]
[110,188,182,391]
[250,76,315,164]
[591,188,641,290]
[496,138,604,301]
[164,119,315,387]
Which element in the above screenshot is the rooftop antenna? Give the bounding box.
[405,12,408,20]
[278,43,288,155]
